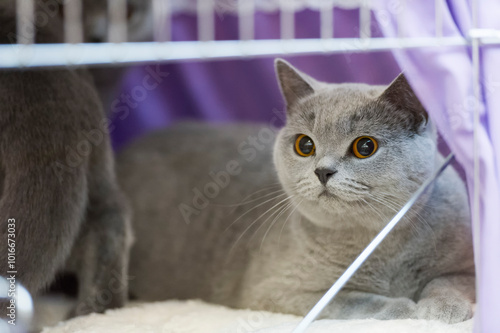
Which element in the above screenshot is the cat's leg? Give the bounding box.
[0,143,87,296]
[69,149,132,317]
[416,274,475,323]
[261,289,417,320]
[324,290,417,320]
[313,291,417,320]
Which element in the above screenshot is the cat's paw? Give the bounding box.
[416,296,473,323]
[373,298,417,320]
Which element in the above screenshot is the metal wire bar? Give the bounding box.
[396,0,407,38]
[435,0,443,38]
[197,0,215,41]
[320,0,334,39]
[153,0,171,42]
[280,0,294,40]
[64,0,83,44]
[239,0,255,41]
[360,0,370,39]
[0,37,471,68]
[292,154,455,333]
[16,0,35,44]
[471,0,481,331]
[108,0,127,43]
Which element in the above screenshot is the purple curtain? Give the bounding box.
[374,1,500,332]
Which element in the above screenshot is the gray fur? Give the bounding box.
[0,1,132,316]
[119,60,474,323]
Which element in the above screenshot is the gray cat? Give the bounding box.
[0,1,132,316]
[118,59,475,323]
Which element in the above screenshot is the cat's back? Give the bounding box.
[117,123,275,190]
[0,69,104,146]
[118,123,279,303]
[117,123,277,228]
[0,1,100,126]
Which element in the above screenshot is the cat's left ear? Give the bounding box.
[275,59,320,110]
[379,73,428,131]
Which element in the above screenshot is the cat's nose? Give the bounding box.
[314,168,337,185]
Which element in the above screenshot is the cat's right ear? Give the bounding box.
[275,59,317,109]
[379,73,428,130]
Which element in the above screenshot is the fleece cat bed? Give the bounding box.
[41,300,473,333]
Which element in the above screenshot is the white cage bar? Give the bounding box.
[0,37,471,68]
[198,0,215,41]
[108,0,128,43]
[320,0,334,39]
[359,0,370,39]
[16,0,35,45]
[153,0,172,42]
[280,0,295,40]
[238,0,255,41]
[64,0,83,44]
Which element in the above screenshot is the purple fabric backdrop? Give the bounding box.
[374,1,500,331]
[108,8,401,150]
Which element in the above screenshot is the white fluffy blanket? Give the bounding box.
[41,300,474,333]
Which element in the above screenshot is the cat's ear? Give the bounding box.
[275,59,318,109]
[379,73,428,130]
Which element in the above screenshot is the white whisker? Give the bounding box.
[247,196,293,244]
[373,193,437,252]
[361,198,387,225]
[278,199,303,250]
[216,188,285,209]
[211,184,282,207]
[228,195,293,256]
[259,200,295,254]
[223,192,288,233]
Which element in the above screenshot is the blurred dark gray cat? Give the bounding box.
[0,1,132,316]
[119,60,475,323]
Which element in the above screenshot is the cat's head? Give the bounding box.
[273,59,437,229]
[83,0,153,42]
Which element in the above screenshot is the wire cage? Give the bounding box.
[0,0,476,68]
[0,0,489,332]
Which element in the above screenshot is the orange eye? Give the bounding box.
[295,134,315,157]
[353,136,378,158]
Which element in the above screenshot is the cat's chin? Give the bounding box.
[319,189,337,199]
[296,197,359,229]
[318,188,363,204]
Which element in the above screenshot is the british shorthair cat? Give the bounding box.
[118,59,475,323]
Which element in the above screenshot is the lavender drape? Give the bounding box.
[374,1,500,332]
